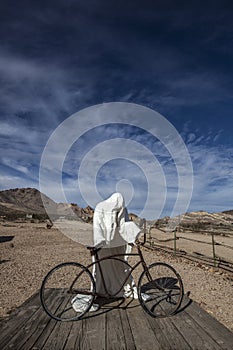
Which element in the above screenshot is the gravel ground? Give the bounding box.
[0,222,232,332]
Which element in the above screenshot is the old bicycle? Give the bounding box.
[40,236,183,322]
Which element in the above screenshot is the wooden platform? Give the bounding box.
[0,292,233,350]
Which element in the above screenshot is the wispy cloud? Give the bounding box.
[184,129,233,212]
[0,1,233,220]
[0,51,79,123]
[59,124,233,218]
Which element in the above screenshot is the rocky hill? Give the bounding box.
[0,188,53,217]
[155,210,233,233]
[0,188,93,222]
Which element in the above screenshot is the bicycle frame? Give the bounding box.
[70,242,151,299]
[40,231,184,321]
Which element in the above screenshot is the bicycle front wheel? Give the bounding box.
[40,262,96,321]
[138,262,183,318]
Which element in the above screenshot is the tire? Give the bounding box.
[40,262,96,321]
[138,262,183,318]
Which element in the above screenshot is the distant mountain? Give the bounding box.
[0,188,54,214]
[0,188,94,222]
[155,210,233,233]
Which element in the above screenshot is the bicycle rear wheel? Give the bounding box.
[138,262,183,318]
[40,262,96,321]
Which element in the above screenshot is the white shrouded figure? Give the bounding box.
[93,192,141,298]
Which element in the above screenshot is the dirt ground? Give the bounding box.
[149,228,233,263]
[0,222,232,331]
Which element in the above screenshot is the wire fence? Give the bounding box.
[143,224,233,274]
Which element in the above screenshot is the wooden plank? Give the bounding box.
[126,303,161,350]
[0,293,39,345]
[0,293,37,332]
[80,311,106,350]
[2,290,233,350]
[1,293,56,350]
[170,306,222,349]
[2,307,44,350]
[119,308,136,350]
[145,313,191,350]
[27,290,67,350]
[184,301,233,349]
[29,318,58,350]
[41,294,74,350]
[1,296,44,349]
[63,321,83,350]
[2,290,65,350]
[39,320,73,350]
[19,294,60,350]
[141,296,192,350]
[106,308,126,350]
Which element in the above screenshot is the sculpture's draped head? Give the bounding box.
[105,192,125,211]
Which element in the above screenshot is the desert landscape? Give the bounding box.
[0,188,233,332]
[0,220,233,332]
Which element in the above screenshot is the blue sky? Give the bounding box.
[0,1,233,219]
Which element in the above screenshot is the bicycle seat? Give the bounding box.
[86,246,102,254]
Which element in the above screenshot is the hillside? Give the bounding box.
[0,188,93,222]
[155,210,233,233]
[0,188,56,214]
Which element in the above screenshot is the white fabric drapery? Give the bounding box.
[93,192,141,298]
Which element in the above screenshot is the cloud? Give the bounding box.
[186,139,233,212]
[0,174,38,191]
[61,124,233,218]
[1,1,233,220]
[38,103,194,219]
[0,51,78,123]
[2,158,29,175]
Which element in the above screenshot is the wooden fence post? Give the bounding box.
[143,218,146,244]
[174,229,177,255]
[148,226,152,247]
[211,233,217,267]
